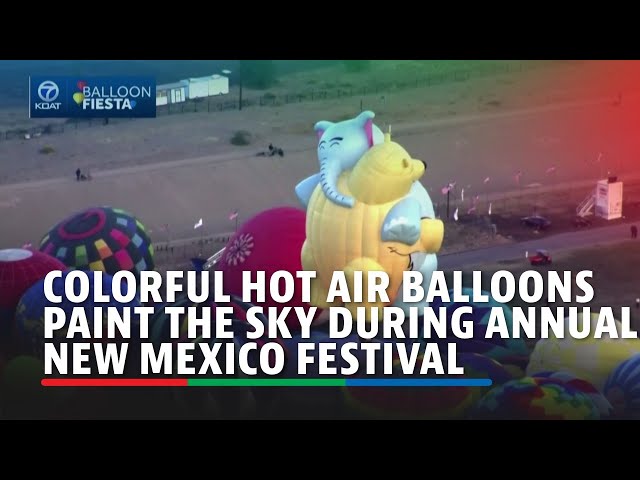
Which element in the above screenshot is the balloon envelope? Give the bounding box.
[531,370,613,418]
[603,353,640,419]
[39,206,155,277]
[526,312,640,391]
[14,270,141,358]
[423,288,530,365]
[217,207,319,330]
[0,248,66,336]
[470,377,600,420]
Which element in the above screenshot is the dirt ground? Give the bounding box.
[1,60,640,251]
[1,60,639,185]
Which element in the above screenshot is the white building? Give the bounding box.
[156,80,189,106]
[183,74,229,99]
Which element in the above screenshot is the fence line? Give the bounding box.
[0,61,548,142]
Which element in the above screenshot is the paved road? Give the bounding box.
[438,222,637,270]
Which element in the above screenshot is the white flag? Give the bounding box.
[488,203,492,215]
[461,188,464,202]
[194,218,203,229]
[453,208,459,221]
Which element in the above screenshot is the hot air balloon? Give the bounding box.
[526,312,640,391]
[470,377,601,420]
[299,132,443,321]
[531,370,613,418]
[39,206,154,278]
[217,207,320,331]
[342,351,514,420]
[295,110,438,313]
[603,353,640,419]
[0,248,66,342]
[151,294,270,419]
[422,288,530,371]
[14,270,141,360]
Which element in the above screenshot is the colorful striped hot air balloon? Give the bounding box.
[530,371,613,418]
[470,377,601,420]
[39,206,154,278]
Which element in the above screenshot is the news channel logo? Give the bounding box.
[29,76,156,118]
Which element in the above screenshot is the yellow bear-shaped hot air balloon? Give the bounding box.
[301,133,444,321]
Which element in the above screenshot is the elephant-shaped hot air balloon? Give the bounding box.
[295,110,384,210]
[295,111,441,314]
[301,132,444,320]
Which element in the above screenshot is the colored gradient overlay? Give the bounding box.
[41,378,493,387]
[499,60,640,182]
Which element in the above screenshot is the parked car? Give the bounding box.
[573,216,592,228]
[521,215,551,230]
[529,249,552,266]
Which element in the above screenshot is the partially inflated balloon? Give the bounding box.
[217,207,320,330]
[526,312,640,391]
[344,353,512,420]
[470,377,600,420]
[14,270,141,359]
[531,371,613,418]
[422,288,530,369]
[0,249,66,341]
[603,354,640,419]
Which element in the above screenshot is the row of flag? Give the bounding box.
[443,165,561,203]
[150,211,240,235]
[446,151,605,223]
[23,209,241,250]
[444,157,578,222]
[193,210,239,230]
[452,202,492,221]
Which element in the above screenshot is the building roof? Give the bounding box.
[184,74,228,83]
[157,80,188,91]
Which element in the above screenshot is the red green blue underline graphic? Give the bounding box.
[41,378,493,387]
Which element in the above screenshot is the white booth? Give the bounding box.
[594,177,623,220]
